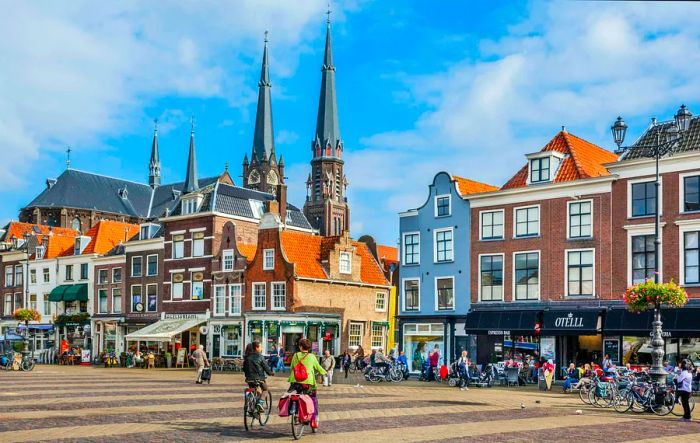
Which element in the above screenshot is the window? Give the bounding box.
[567,250,594,296]
[112,288,122,314]
[515,206,539,237]
[98,289,108,313]
[514,252,539,300]
[29,269,36,284]
[131,285,143,312]
[181,197,199,215]
[222,249,234,271]
[684,232,700,284]
[371,323,385,349]
[42,268,50,283]
[684,175,700,212]
[481,210,504,240]
[172,273,184,299]
[147,255,158,276]
[192,232,205,257]
[375,292,386,311]
[272,282,286,310]
[43,293,51,316]
[434,229,453,262]
[435,195,451,217]
[191,272,204,300]
[263,249,275,270]
[436,277,454,310]
[131,257,142,277]
[173,234,185,259]
[339,252,352,274]
[403,279,420,311]
[631,235,655,284]
[98,269,108,284]
[229,284,242,315]
[252,283,266,309]
[403,233,420,265]
[631,181,656,217]
[4,294,11,314]
[530,157,550,183]
[28,293,37,310]
[348,322,363,348]
[4,267,11,287]
[14,265,23,286]
[65,264,73,281]
[14,293,21,310]
[146,284,157,312]
[36,246,45,260]
[214,285,226,315]
[80,263,88,280]
[568,201,592,238]
[480,255,503,301]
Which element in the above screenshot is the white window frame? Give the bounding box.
[29,269,36,284]
[146,254,158,277]
[146,283,158,312]
[375,292,387,312]
[98,289,108,314]
[131,256,142,278]
[339,252,352,274]
[628,177,663,219]
[370,323,386,350]
[111,288,122,314]
[434,276,455,311]
[42,268,50,283]
[567,199,593,239]
[192,232,205,257]
[625,223,662,286]
[112,267,122,283]
[402,278,420,312]
[191,274,204,300]
[171,273,184,299]
[402,231,420,265]
[564,248,596,298]
[348,322,364,348]
[97,269,108,284]
[513,204,540,238]
[172,234,185,259]
[263,249,275,271]
[678,171,700,214]
[222,249,234,272]
[43,293,51,316]
[130,285,142,313]
[512,250,541,301]
[252,283,266,310]
[229,284,242,315]
[434,194,452,217]
[213,284,226,316]
[433,227,454,263]
[479,209,505,241]
[677,221,700,286]
[271,282,286,311]
[478,253,505,302]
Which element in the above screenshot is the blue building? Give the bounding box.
[397,172,496,372]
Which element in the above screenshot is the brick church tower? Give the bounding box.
[303,15,349,236]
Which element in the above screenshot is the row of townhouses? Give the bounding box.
[0,19,398,363]
[398,113,700,374]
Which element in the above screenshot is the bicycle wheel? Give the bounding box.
[291,414,304,440]
[613,390,632,413]
[651,391,674,416]
[367,369,380,383]
[243,394,257,431]
[671,393,696,416]
[579,385,592,404]
[258,390,272,426]
[22,359,35,372]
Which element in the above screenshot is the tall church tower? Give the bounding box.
[148,121,161,188]
[303,13,349,236]
[243,33,284,195]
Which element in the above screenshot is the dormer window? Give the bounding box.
[181,195,202,215]
[530,157,550,183]
[339,252,352,274]
[35,246,45,260]
[74,236,90,255]
[139,223,160,240]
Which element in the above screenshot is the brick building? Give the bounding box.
[92,247,126,356]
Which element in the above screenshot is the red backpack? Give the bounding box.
[293,353,309,382]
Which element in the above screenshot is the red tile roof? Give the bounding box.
[73,220,139,256]
[453,176,498,196]
[3,222,77,245]
[502,131,618,189]
[45,235,79,259]
[376,245,398,264]
[238,243,258,262]
[356,242,390,286]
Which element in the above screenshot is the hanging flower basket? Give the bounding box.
[12,308,41,323]
[623,280,688,313]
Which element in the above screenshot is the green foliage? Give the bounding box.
[623,280,688,313]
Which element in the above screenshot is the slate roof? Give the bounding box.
[620,116,700,160]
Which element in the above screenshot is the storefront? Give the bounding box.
[540,309,603,372]
[125,313,207,360]
[16,324,55,352]
[245,313,341,357]
[92,317,124,356]
[209,320,244,358]
[465,310,541,366]
[401,322,447,373]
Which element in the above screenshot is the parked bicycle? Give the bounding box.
[365,362,403,383]
[4,351,34,372]
[243,381,272,431]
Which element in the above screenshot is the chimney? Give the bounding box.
[265,199,280,215]
[278,183,288,224]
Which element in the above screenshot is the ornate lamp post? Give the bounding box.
[613,105,693,384]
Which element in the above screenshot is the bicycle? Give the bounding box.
[670,385,696,417]
[366,363,403,383]
[243,382,272,431]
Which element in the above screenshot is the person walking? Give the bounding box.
[276,347,286,372]
[457,350,470,391]
[340,350,351,378]
[677,359,694,422]
[191,344,209,384]
[321,350,336,387]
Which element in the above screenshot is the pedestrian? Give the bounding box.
[677,359,693,421]
[191,344,210,384]
[276,347,286,372]
[321,350,335,387]
[341,350,351,378]
[396,351,409,379]
[457,350,470,391]
[354,345,365,369]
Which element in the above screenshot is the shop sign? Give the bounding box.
[164,314,204,320]
[553,313,584,328]
[649,331,672,338]
[487,330,510,335]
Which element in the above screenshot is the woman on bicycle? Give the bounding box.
[243,342,274,411]
[287,338,326,429]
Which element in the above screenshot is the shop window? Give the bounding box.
[43,293,51,316]
[30,269,36,284]
[631,234,655,284]
[222,249,234,271]
[131,256,142,278]
[402,233,420,265]
[434,228,453,262]
[146,284,157,312]
[404,279,420,311]
[214,285,226,315]
[375,292,386,312]
[15,265,23,287]
[684,231,700,284]
[436,277,454,310]
[146,255,158,276]
[43,268,50,283]
[173,235,185,259]
[515,206,539,237]
[191,272,204,300]
[623,336,653,365]
[263,249,275,270]
[80,263,88,280]
[684,175,700,212]
[339,252,352,274]
[480,210,504,240]
[98,289,108,313]
[172,273,184,299]
[566,250,594,296]
[480,254,503,301]
[229,284,242,315]
[131,285,143,312]
[224,326,242,356]
[371,324,385,349]
[4,266,12,287]
[112,268,121,283]
[631,181,656,217]
[680,338,700,363]
[192,232,205,257]
[272,282,285,310]
[98,269,108,284]
[348,322,363,348]
[514,251,539,300]
[252,283,266,310]
[568,201,592,239]
[112,288,122,314]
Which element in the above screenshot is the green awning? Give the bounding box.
[63,284,88,302]
[372,321,390,327]
[48,285,71,302]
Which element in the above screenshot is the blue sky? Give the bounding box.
[2,1,700,246]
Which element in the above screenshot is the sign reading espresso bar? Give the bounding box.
[487,330,511,335]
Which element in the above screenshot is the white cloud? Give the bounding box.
[276,129,300,145]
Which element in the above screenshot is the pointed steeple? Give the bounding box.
[251,31,275,163]
[149,119,161,188]
[314,9,341,156]
[183,118,199,193]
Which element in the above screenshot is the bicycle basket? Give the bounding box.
[596,382,608,397]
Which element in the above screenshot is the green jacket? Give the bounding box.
[287,351,326,386]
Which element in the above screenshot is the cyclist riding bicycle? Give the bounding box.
[287,338,326,429]
[374,348,390,377]
[243,341,274,411]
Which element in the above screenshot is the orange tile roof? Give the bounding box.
[356,242,390,286]
[79,220,139,255]
[238,243,258,261]
[376,245,398,264]
[453,176,499,196]
[3,221,78,245]
[45,234,79,259]
[502,131,618,189]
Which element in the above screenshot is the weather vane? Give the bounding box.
[326,2,331,24]
[66,147,72,169]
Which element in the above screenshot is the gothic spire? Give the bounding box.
[314,9,341,155]
[252,31,275,163]
[183,118,199,193]
[149,119,161,188]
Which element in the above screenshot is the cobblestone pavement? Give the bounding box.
[0,366,698,442]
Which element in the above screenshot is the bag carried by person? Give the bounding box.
[293,353,309,382]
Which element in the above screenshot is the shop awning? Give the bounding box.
[124,318,203,342]
[465,310,541,335]
[604,309,652,336]
[48,285,71,302]
[540,309,602,336]
[17,324,54,331]
[605,308,700,337]
[63,284,88,302]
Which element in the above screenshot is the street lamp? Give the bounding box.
[612,104,693,384]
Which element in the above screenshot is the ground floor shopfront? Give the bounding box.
[397,316,468,373]
[244,313,341,358]
[209,319,243,358]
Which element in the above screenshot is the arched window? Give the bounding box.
[71,217,81,233]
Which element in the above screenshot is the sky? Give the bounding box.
[2,1,700,246]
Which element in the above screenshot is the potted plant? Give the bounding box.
[12,308,41,356]
[165,351,173,368]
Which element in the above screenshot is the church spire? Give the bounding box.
[149,119,161,188]
[313,8,341,157]
[251,31,275,163]
[183,117,199,193]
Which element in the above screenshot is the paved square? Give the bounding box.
[0,366,698,442]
